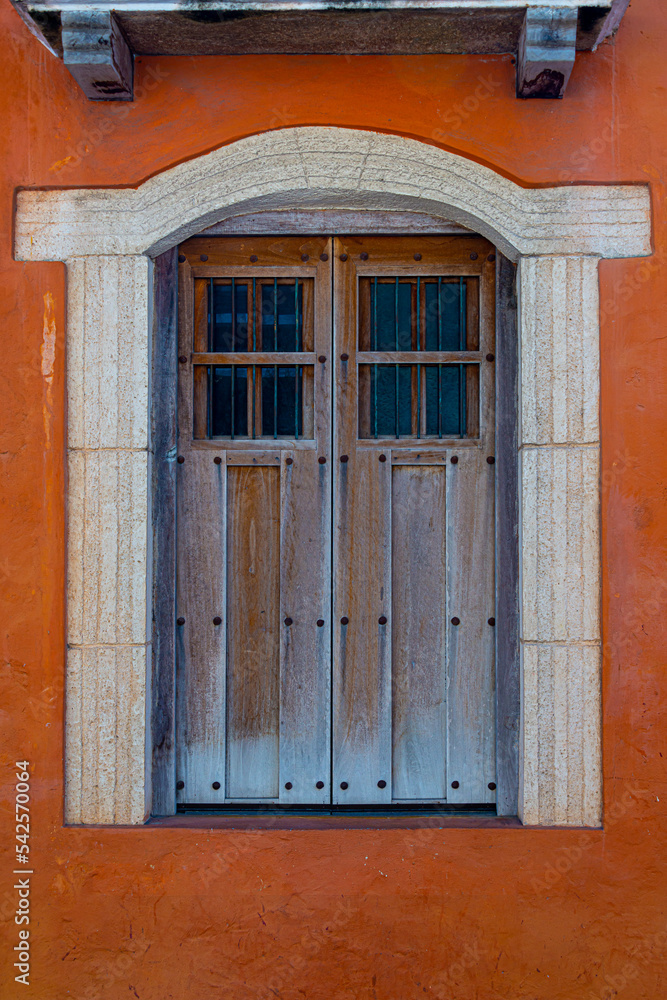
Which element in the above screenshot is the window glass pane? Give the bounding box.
[211,282,249,352]
[359,364,478,439]
[370,280,413,351]
[206,364,312,439]
[424,280,465,351]
[261,282,303,352]
[210,366,248,437]
[261,366,304,438]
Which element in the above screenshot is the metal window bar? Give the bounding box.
[437,277,442,439]
[395,277,400,439]
[459,276,466,437]
[252,278,256,439]
[273,277,278,440]
[294,278,299,440]
[416,276,421,439]
[207,277,214,438]
[373,277,378,440]
[230,277,235,440]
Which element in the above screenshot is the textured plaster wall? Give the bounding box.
[1,0,666,997]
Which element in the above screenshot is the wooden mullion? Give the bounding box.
[357,350,482,364]
[192,352,315,365]
[495,252,520,817]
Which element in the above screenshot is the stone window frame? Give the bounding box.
[14,126,651,825]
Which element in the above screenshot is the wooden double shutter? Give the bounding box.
[176,235,496,807]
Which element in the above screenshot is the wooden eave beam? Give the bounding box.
[517,7,578,99]
[9,1,629,102]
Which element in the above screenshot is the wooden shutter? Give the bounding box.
[332,236,497,805]
[175,238,332,804]
[174,233,498,809]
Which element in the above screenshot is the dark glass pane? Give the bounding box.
[371,281,413,351]
[424,281,465,351]
[369,365,414,438]
[359,364,473,438]
[424,365,463,436]
[210,283,249,352]
[210,366,248,437]
[261,366,303,438]
[261,282,303,352]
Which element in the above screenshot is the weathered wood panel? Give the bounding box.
[392,465,448,800]
[495,252,520,816]
[279,258,332,803]
[445,449,496,804]
[446,256,496,805]
[279,449,331,804]
[175,449,227,803]
[333,237,392,804]
[226,465,281,799]
[151,247,178,816]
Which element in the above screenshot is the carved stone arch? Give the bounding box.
[14,126,651,825]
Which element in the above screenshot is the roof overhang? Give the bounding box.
[11,0,630,101]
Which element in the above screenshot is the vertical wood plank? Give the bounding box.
[226,465,281,798]
[279,256,332,803]
[151,247,178,816]
[175,448,227,803]
[333,238,392,804]
[279,449,331,803]
[392,465,448,800]
[495,251,520,816]
[445,449,496,804]
[447,256,496,805]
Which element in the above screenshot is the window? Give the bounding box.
[175,234,497,809]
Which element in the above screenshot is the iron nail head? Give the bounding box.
[451,616,460,626]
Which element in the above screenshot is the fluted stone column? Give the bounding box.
[518,256,602,826]
[65,255,152,824]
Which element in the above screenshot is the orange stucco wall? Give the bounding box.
[1,1,666,996]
